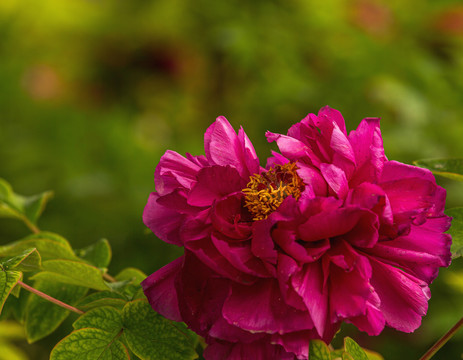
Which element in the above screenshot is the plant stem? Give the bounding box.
[103,273,117,283]
[18,280,84,315]
[419,316,463,360]
[22,216,40,234]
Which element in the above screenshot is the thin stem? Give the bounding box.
[18,280,84,315]
[22,216,40,234]
[419,316,463,360]
[103,273,117,283]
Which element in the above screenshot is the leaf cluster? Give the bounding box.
[309,338,383,360]
[0,178,198,360]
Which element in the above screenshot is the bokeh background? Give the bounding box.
[0,0,462,359]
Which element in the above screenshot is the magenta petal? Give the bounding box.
[368,257,430,332]
[348,302,385,336]
[291,261,328,338]
[142,257,183,322]
[188,165,245,207]
[266,131,322,165]
[223,279,314,334]
[204,116,258,178]
[204,339,294,360]
[143,192,184,246]
[296,163,328,197]
[320,163,349,198]
[155,150,202,195]
[348,118,385,184]
[317,106,347,135]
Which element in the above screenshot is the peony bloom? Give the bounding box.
[142,107,452,360]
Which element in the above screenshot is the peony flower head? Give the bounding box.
[142,107,452,360]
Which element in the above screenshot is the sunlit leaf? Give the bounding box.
[0,270,22,314]
[122,299,198,360]
[50,328,129,360]
[0,248,42,272]
[344,337,369,360]
[414,158,463,181]
[0,232,78,261]
[25,280,87,343]
[309,339,331,360]
[77,291,127,311]
[73,306,122,336]
[446,207,463,258]
[31,259,108,291]
[364,349,384,360]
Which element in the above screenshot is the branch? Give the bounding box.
[18,280,84,315]
[419,316,463,360]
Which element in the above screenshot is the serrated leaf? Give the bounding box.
[414,158,463,181]
[0,270,22,314]
[446,207,463,258]
[50,328,129,360]
[73,306,122,336]
[77,291,127,311]
[0,178,53,225]
[0,232,78,261]
[76,238,112,269]
[25,280,87,343]
[309,339,331,360]
[32,259,108,291]
[344,337,369,360]
[122,299,198,360]
[1,248,41,272]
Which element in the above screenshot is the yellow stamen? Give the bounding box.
[242,162,304,221]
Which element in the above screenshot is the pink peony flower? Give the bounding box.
[142,107,452,360]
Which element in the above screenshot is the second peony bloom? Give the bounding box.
[142,106,452,360]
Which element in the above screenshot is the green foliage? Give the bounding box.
[0,178,199,360]
[76,238,112,269]
[309,339,331,360]
[121,299,198,360]
[0,178,53,230]
[0,270,22,314]
[0,321,28,360]
[446,207,463,258]
[50,328,129,360]
[414,159,463,182]
[32,259,109,291]
[24,280,87,343]
[311,337,383,360]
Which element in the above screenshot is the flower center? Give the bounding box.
[242,162,304,221]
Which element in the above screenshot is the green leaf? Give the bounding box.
[344,337,369,360]
[414,158,463,181]
[122,299,198,360]
[25,280,87,343]
[0,178,53,226]
[73,306,122,335]
[309,339,331,360]
[76,238,112,269]
[364,349,384,360]
[0,232,78,261]
[115,268,147,300]
[1,248,42,272]
[77,291,128,311]
[0,270,22,314]
[342,353,355,360]
[31,259,108,291]
[50,328,129,360]
[0,321,26,339]
[446,207,463,258]
[331,350,345,359]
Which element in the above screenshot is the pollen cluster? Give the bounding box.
[242,162,305,221]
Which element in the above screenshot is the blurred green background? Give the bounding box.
[0,0,462,359]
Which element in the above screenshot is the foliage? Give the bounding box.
[0,178,199,360]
